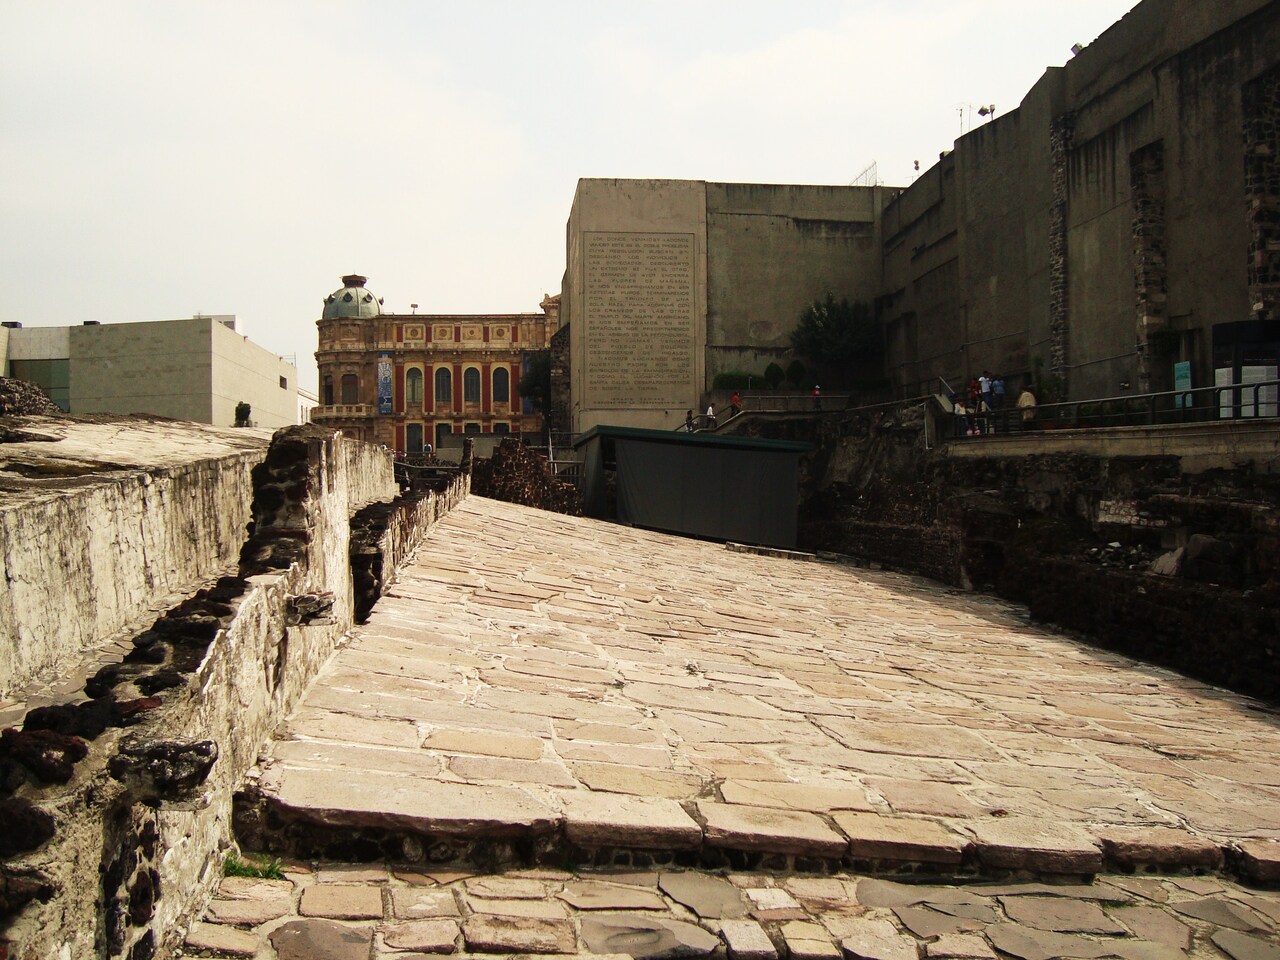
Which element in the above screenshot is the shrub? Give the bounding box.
[763,363,785,389]
[712,371,753,390]
[786,360,808,386]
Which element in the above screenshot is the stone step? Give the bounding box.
[184,859,1280,960]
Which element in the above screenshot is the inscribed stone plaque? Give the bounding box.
[583,231,696,407]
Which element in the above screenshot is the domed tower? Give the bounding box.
[314,274,384,441]
[322,274,383,320]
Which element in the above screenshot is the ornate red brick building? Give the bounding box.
[312,275,558,452]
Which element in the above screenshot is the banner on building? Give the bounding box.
[377,354,393,414]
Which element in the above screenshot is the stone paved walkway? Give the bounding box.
[184,861,1280,959]
[248,496,1280,877]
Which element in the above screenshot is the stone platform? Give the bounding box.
[241,496,1280,880]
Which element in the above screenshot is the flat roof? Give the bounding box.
[574,423,812,454]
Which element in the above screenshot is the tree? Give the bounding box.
[789,294,884,389]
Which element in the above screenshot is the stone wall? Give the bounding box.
[0,428,265,702]
[548,323,571,434]
[1245,64,1280,324]
[0,425,458,959]
[796,403,1280,702]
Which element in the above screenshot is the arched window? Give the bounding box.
[493,367,510,404]
[341,374,359,405]
[406,368,423,405]
[435,367,452,403]
[323,376,334,405]
[463,367,481,403]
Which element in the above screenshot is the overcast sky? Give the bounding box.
[2,1,1137,392]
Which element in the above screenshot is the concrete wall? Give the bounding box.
[210,320,298,429]
[565,179,709,433]
[882,0,1279,402]
[564,179,890,431]
[705,183,886,381]
[70,319,215,421]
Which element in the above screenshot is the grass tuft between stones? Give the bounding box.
[223,852,284,880]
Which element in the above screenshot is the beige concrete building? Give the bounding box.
[560,179,894,432]
[2,316,298,428]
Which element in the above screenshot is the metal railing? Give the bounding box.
[950,379,1280,438]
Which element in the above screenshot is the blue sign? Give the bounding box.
[1173,361,1191,408]
[377,355,393,414]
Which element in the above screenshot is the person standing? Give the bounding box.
[1017,385,1038,430]
[706,403,717,428]
[730,391,742,417]
[684,410,695,432]
[812,384,821,411]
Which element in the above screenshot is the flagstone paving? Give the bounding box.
[184,862,1280,958]
[247,496,1280,877]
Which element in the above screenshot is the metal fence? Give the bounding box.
[950,379,1280,438]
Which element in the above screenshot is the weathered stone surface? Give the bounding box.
[270,918,374,960]
[462,914,577,954]
[185,921,259,956]
[446,754,579,787]
[299,883,384,919]
[781,919,841,960]
[561,791,702,848]
[1110,906,1193,950]
[569,761,705,799]
[1095,826,1223,868]
[206,894,292,926]
[381,918,461,953]
[926,933,998,959]
[868,778,983,818]
[699,801,847,856]
[390,886,460,919]
[999,897,1125,934]
[559,880,668,911]
[854,879,985,910]
[984,922,1117,960]
[1169,897,1269,931]
[1211,929,1280,960]
[970,818,1103,873]
[464,876,550,899]
[580,913,720,959]
[838,917,919,960]
[720,918,779,960]
[720,779,874,813]
[834,811,965,864]
[465,895,570,919]
[659,871,748,918]
[893,905,983,938]
[267,765,558,835]
[1238,840,1280,882]
[746,887,808,921]
[421,728,547,760]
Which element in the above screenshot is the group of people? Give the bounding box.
[686,391,746,432]
[953,371,1037,435]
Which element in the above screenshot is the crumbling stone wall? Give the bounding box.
[1245,65,1280,324]
[0,439,263,701]
[798,403,1280,702]
[0,377,61,416]
[0,425,452,960]
[1131,140,1168,392]
[548,323,571,433]
[350,469,470,623]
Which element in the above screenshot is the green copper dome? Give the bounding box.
[322,274,383,320]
